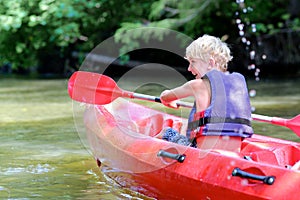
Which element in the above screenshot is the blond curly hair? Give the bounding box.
[185,34,232,71]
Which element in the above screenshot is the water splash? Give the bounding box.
[235,0,263,113]
[251,24,257,32]
[249,89,256,97]
[235,0,262,81]
[249,50,255,60]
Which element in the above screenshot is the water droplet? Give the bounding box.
[247,7,254,12]
[250,51,255,59]
[251,106,256,112]
[238,24,244,30]
[249,89,256,97]
[248,64,255,70]
[262,54,267,60]
[95,3,101,8]
[239,128,244,134]
[255,77,260,81]
[241,179,249,186]
[251,24,256,32]
[222,135,230,141]
[235,0,260,81]
[258,41,262,46]
[230,113,236,119]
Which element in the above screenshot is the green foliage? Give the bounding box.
[115,0,300,45]
[114,0,224,56]
[115,0,222,41]
[0,0,93,69]
[0,0,299,72]
[0,0,158,71]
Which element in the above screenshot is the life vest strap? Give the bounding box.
[188,117,251,130]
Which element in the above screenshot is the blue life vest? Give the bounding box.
[187,70,253,138]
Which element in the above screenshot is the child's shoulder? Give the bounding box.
[188,79,207,90]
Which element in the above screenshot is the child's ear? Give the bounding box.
[208,58,215,69]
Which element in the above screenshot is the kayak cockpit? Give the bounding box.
[241,136,300,168]
[85,98,300,171]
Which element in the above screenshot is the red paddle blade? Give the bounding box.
[287,115,300,137]
[68,71,128,105]
[272,115,300,137]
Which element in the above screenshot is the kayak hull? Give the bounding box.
[83,99,300,199]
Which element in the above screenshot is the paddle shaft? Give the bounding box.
[133,93,193,108]
[135,93,300,136]
[252,114,285,125]
[133,94,294,129]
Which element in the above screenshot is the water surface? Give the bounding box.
[0,78,148,199]
[0,77,299,199]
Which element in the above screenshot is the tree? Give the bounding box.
[0,0,299,76]
[0,0,155,74]
[114,0,300,77]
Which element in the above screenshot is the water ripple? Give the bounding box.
[1,164,54,175]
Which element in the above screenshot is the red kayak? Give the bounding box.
[82,98,300,200]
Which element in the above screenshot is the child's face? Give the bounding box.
[187,57,209,79]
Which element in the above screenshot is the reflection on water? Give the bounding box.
[0,77,299,199]
[0,78,150,199]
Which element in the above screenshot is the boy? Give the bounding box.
[159,34,253,152]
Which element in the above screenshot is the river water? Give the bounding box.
[0,76,299,199]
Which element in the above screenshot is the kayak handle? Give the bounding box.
[157,150,186,163]
[232,167,276,185]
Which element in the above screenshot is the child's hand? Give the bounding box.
[160,90,179,109]
[165,100,179,109]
